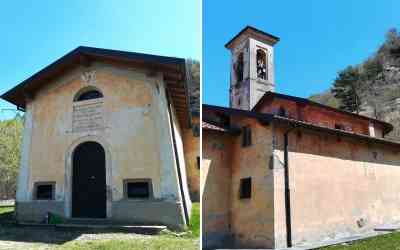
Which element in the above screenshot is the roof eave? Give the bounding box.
[225,25,280,49]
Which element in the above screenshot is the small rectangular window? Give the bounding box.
[240,177,252,199]
[242,126,252,147]
[197,156,200,169]
[124,179,152,199]
[34,182,55,200]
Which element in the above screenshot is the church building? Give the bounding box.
[1,46,199,229]
[202,26,400,249]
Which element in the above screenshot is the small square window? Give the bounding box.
[239,177,252,199]
[124,179,152,199]
[34,182,55,200]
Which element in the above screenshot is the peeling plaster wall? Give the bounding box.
[229,37,275,110]
[248,38,275,109]
[202,118,276,249]
[16,61,187,228]
[273,124,400,247]
[230,39,250,110]
[229,117,275,248]
[202,131,233,249]
[258,98,373,136]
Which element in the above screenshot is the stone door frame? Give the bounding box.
[65,135,113,218]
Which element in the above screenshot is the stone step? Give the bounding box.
[66,218,115,225]
[17,222,166,235]
[56,223,167,234]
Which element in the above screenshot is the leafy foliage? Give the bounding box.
[0,115,23,199]
[189,202,200,237]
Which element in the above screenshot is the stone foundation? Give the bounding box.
[16,200,185,230]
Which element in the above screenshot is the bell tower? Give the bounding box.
[226,26,280,110]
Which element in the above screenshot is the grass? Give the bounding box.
[58,235,198,250]
[0,205,14,221]
[189,202,200,238]
[320,232,400,250]
[0,202,200,250]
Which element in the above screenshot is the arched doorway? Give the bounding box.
[72,141,106,218]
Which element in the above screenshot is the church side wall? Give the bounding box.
[273,124,400,247]
[202,130,233,249]
[229,118,275,248]
[182,115,200,201]
[16,62,186,229]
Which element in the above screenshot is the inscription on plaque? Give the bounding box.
[72,101,104,132]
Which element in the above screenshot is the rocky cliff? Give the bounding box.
[310,29,400,141]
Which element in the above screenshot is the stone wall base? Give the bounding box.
[16,200,185,230]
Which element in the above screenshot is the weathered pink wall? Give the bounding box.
[229,117,275,248]
[257,97,382,136]
[202,131,233,248]
[273,124,400,247]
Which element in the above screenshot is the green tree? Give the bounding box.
[332,66,362,113]
[0,114,23,199]
[362,57,383,80]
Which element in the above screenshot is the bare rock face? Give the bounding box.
[357,65,400,140]
[310,29,400,141]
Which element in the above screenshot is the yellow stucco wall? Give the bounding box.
[202,130,233,248]
[229,118,275,248]
[202,118,275,249]
[16,61,192,227]
[273,124,400,247]
[28,62,164,200]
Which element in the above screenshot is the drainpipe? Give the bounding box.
[283,125,296,248]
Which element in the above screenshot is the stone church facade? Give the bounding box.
[202,26,400,249]
[1,47,198,229]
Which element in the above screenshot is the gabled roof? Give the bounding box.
[252,91,394,135]
[225,25,280,49]
[1,46,191,127]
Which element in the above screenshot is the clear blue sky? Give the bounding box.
[0,0,201,119]
[203,0,400,106]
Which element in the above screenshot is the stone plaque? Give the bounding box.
[72,101,104,132]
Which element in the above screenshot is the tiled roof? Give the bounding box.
[203,104,400,147]
[202,121,228,132]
